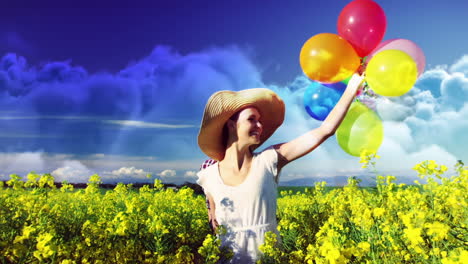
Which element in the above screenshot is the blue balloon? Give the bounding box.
[303,81,346,121]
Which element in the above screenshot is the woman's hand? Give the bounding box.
[347,73,366,94]
[210,218,219,234]
[206,194,219,234]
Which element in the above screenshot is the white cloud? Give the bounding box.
[414,69,449,98]
[449,55,468,75]
[110,166,148,178]
[158,169,176,177]
[414,101,435,120]
[1,151,46,176]
[51,160,93,183]
[440,73,468,111]
[375,137,457,173]
[184,170,197,177]
[382,121,414,152]
[376,97,414,121]
[0,149,205,183]
[285,173,305,179]
[103,120,195,129]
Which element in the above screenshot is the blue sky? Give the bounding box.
[0,0,467,185]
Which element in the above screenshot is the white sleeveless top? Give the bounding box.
[196,146,282,263]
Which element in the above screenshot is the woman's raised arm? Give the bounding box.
[273,73,365,170]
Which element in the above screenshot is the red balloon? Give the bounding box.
[337,0,387,57]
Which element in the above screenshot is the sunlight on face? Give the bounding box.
[235,107,263,144]
[238,107,261,122]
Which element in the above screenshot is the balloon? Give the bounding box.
[368,38,425,76]
[299,33,360,83]
[336,101,383,156]
[337,0,387,57]
[303,81,346,121]
[366,49,417,97]
[341,75,352,85]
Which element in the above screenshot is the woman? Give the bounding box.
[196,74,365,263]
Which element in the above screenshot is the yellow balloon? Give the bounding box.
[299,33,360,83]
[366,49,417,97]
[336,102,383,157]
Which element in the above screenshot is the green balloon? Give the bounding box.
[336,101,383,156]
[341,75,352,85]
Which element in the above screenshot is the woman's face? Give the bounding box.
[230,107,263,145]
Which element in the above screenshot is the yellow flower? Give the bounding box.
[425,222,450,241]
[13,225,36,244]
[34,233,55,261]
[373,208,385,218]
[431,247,440,256]
[404,254,411,261]
[404,227,423,245]
[358,242,370,252]
[459,250,468,263]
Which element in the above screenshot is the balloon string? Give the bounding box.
[359,56,368,75]
[358,56,376,98]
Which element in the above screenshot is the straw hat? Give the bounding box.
[198,88,285,161]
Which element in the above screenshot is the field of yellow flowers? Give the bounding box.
[0,157,467,263]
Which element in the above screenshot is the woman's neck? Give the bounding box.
[222,142,254,171]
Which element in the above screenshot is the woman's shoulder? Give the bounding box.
[254,146,279,170]
[254,145,281,181]
[197,160,218,179]
[196,160,219,193]
[200,159,218,170]
[255,145,278,160]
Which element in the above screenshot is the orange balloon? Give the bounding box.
[300,33,360,83]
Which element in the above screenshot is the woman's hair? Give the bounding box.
[222,110,241,148]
